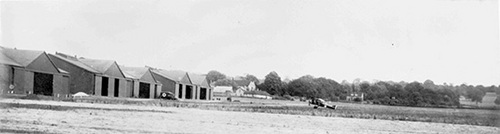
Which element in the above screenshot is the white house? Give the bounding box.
[234,79,258,91]
[247,81,257,91]
[234,87,245,96]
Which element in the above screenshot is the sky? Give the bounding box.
[1,0,499,86]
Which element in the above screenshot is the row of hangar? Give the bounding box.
[0,46,213,100]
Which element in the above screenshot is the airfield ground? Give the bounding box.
[1,98,499,133]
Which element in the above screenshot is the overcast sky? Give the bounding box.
[1,0,499,86]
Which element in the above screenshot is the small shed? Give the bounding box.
[120,66,161,99]
[0,46,69,96]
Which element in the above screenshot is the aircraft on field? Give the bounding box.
[309,98,337,109]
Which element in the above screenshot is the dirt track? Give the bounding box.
[1,99,499,134]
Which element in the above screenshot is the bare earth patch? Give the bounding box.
[0,99,498,134]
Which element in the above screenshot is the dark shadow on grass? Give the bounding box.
[0,128,49,134]
[0,103,173,114]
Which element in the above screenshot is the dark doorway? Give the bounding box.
[185,85,192,99]
[178,84,183,98]
[33,72,53,96]
[101,77,109,96]
[139,82,150,98]
[114,79,119,97]
[200,88,206,100]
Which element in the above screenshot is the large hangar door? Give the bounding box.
[33,72,53,96]
[139,82,150,98]
[178,84,183,98]
[101,77,109,96]
[114,79,119,97]
[200,88,206,100]
[185,85,192,99]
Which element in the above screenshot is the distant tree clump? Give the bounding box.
[285,75,345,101]
[209,70,495,108]
[259,71,285,96]
[244,74,259,83]
[280,76,464,107]
[213,79,238,90]
[207,70,226,83]
[466,86,486,105]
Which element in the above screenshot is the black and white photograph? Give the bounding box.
[0,0,499,133]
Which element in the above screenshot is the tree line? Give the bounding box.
[207,70,500,107]
[207,70,259,90]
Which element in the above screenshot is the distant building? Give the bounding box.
[212,86,233,101]
[234,88,245,96]
[248,81,257,91]
[346,93,364,101]
[242,90,272,99]
[1,47,70,96]
[234,79,258,91]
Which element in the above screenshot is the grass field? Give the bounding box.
[2,94,500,127]
[2,99,498,133]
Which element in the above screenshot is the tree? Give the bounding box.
[244,74,259,84]
[439,88,460,106]
[284,75,345,101]
[423,79,436,90]
[341,80,353,94]
[260,71,284,95]
[352,78,362,92]
[466,87,486,105]
[404,82,427,106]
[457,84,469,96]
[373,81,389,99]
[386,83,406,105]
[497,85,500,95]
[287,77,316,98]
[315,77,339,100]
[363,84,386,101]
[495,96,500,105]
[213,79,237,89]
[475,85,487,93]
[485,85,498,92]
[359,82,371,93]
[207,70,226,83]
